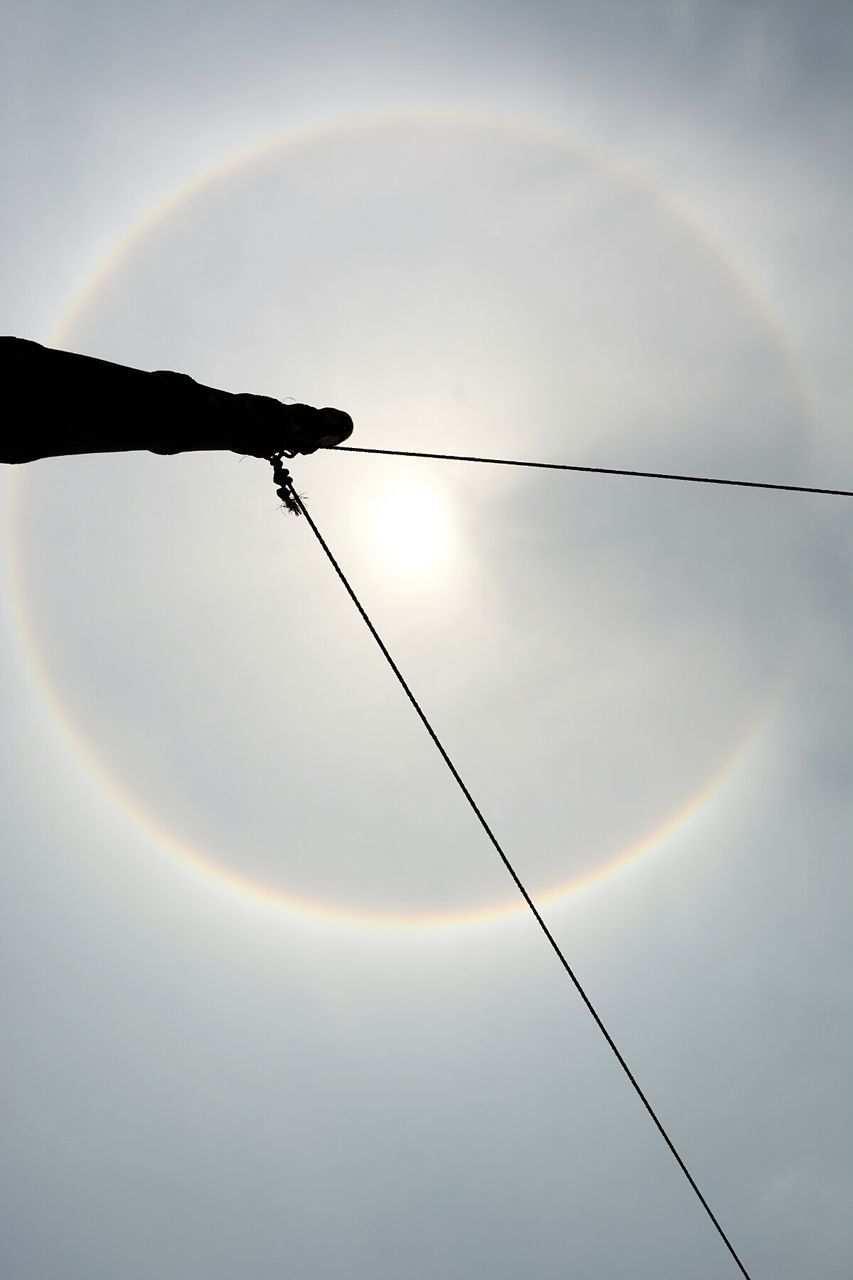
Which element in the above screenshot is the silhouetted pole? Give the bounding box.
[1,337,354,464]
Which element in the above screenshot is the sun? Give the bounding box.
[370,480,453,575]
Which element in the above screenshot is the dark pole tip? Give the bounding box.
[315,407,354,449]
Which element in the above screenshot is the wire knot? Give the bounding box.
[269,453,304,515]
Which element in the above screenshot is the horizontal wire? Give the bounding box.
[325,444,852,498]
[285,474,753,1280]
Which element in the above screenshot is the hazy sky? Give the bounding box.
[1,3,851,1277]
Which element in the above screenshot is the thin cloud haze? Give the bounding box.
[1,4,851,1278]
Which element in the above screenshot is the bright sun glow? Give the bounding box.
[371,482,453,575]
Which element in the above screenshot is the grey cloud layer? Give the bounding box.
[1,3,851,1277]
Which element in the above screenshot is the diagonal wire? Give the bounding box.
[325,443,853,499]
[283,473,753,1280]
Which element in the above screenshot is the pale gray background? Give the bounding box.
[1,3,851,1277]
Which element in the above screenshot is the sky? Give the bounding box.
[1,2,851,1276]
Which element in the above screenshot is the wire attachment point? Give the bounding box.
[269,452,304,516]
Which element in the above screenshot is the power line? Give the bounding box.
[326,443,852,499]
[281,470,753,1280]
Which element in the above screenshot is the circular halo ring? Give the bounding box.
[7,110,809,931]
